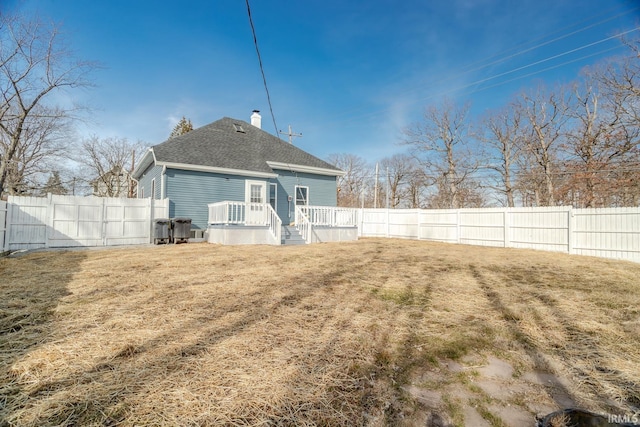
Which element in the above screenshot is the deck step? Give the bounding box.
[281,225,306,245]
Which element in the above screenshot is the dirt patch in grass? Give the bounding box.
[1,239,639,426]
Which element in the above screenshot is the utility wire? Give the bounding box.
[448,6,639,82]
[328,7,637,122]
[245,0,279,137]
[325,3,639,126]
[329,27,639,126]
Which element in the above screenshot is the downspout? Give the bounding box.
[161,165,167,199]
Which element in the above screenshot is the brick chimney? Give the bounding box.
[250,110,261,129]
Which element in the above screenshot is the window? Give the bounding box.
[151,179,156,200]
[245,180,266,204]
[233,123,245,133]
[295,186,309,206]
[269,183,277,210]
[250,184,263,203]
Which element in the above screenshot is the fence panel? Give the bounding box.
[388,209,420,239]
[104,197,156,245]
[360,206,640,263]
[459,209,506,247]
[153,198,169,220]
[4,195,170,250]
[5,196,49,250]
[508,207,570,253]
[573,208,640,261]
[417,209,458,243]
[49,195,103,247]
[360,209,388,237]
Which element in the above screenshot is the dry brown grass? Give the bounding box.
[1,238,639,426]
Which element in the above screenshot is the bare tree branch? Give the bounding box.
[0,14,96,197]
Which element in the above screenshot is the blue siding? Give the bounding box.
[166,169,259,230]
[273,170,337,224]
[162,168,338,230]
[138,164,163,199]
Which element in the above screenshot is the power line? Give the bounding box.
[329,27,638,126]
[334,5,638,123]
[452,6,639,81]
[245,0,279,137]
[324,2,639,126]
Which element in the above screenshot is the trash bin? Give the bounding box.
[171,217,192,243]
[153,218,171,244]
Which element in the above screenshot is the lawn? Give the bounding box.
[1,239,639,426]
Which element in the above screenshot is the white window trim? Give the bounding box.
[294,185,309,206]
[269,183,277,210]
[245,180,267,204]
[151,178,156,200]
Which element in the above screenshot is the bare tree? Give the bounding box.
[560,73,619,207]
[587,38,640,206]
[379,153,420,208]
[404,99,480,208]
[74,136,145,198]
[327,153,370,207]
[405,167,427,208]
[478,105,523,207]
[597,38,640,130]
[0,14,95,197]
[517,86,570,206]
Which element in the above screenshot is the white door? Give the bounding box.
[245,180,267,224]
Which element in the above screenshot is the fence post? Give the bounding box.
[456,209,461,244]
[149,198,154,244]
[46,193,54,248]
[101,198,107,246]
[1,200,9,251]
[386,208,390,238]
[504,208,510,248]
[567,207,574,255]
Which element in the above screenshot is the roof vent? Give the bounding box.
[233,123,245,133]
[250,110,262,129]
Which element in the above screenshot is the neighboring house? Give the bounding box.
[132,111,356,244]
[92,166,136,198]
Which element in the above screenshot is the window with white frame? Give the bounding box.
[269,183,277,210]
[295,185,309,206]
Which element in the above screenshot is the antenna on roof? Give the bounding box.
[278,124,302,145]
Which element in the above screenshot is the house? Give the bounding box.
[132,111,358,245]
[92,166,136,198]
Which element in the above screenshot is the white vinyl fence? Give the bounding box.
[359,206,640,263]
[3,194,169,251]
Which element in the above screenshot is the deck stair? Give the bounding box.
[281,225,306,245]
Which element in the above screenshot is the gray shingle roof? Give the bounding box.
[152,117,340,175]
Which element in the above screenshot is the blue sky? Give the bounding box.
[6,0,640,164]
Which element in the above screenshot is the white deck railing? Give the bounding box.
[297,205,359,227]
[208,201,281,243]
[295,206,311,243]
[295,205,358,244]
